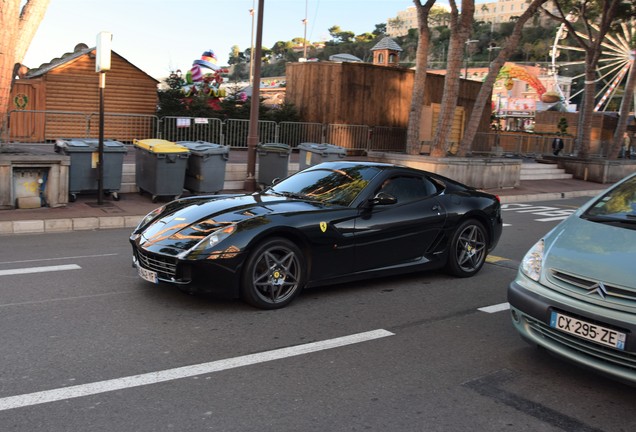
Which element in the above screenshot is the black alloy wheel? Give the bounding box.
[241,238,306,309]
[446,219,488,277]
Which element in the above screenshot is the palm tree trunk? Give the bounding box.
[405,0,436,155]
[457,0,549,157]
[430,0,474,157]
[609,60,636,158]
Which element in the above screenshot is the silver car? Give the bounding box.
[508,172,636,384]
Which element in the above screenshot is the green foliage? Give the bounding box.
[557,117,568,135]
[156,76,300,123]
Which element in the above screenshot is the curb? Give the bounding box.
[0,215,144,235]
[497,189,603,204]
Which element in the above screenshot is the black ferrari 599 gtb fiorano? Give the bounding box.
[130,161,502,309]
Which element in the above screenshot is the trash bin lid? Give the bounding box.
[133,139,189,154]
[55,138,94,152]
[298,142,346,155]
[257,143,291,153]
[102,140,128,152]
[56,138,128,152]
[176,141,229,155]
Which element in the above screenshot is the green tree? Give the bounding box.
[228,45,246,65]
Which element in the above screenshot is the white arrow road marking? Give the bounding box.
[0,329,394,411]
[0,264,81,277]
[479,302,510,314]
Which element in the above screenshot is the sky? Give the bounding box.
[22,0,420,80]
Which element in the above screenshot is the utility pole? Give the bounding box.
[245,0,264,192]
[464,40,479,79]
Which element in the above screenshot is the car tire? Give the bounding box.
[241,237,306,309]
[446,219,488,278]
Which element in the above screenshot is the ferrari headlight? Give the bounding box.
[207,224,237,247]
[520,239,544,281]
[137,205,165,230]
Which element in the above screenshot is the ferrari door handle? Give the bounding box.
[432,205,440,212]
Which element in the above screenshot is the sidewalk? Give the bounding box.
[0,176,609,236]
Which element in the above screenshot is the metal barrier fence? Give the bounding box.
[161,116,223,143]
[89,113,158,143]
[9,110,598,158]
[5,110,158,144]
[369,126,407,152]
[278,122,324,148]
[325,124,370,154]
[472,132,577,157]
[6,110,89,143]
[223,119,278,148]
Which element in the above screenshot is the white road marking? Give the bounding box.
[479,302,510,314]
[0,264,81,277]
[0,329,394,412]
[0,253,117,265]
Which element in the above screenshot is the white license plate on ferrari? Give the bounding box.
[138,266,158,284]
[550,311,626,350]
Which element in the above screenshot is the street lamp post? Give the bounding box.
[302,0,308,60]
[464,39,479,79]
[245,0,264,192]
[249,1,255,87]
[487,44,502,62]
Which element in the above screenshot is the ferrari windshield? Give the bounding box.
[269,165,382,206]
[583,175,636,225]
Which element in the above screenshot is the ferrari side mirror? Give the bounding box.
[370,192,397,206]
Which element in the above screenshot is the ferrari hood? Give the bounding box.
[543,215,636,289]
[137,193,325,251]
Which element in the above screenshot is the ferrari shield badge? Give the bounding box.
[320,222,327,233]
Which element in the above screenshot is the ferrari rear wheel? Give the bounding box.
[241,237,306,309]
[446,219,488,277]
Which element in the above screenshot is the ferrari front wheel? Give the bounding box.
[446,219,488,277]
[241,238,306,309]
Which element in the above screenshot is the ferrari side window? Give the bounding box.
[380,176,435,202]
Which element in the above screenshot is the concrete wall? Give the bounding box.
[549,157,636,183]
[366,151,521,189]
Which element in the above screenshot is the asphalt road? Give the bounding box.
[0,196,633,432]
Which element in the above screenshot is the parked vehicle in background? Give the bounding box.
[130,161,502,309]
[508,173,636,384]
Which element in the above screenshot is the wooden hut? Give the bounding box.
[9,43,159,142]
[285,62,490,146]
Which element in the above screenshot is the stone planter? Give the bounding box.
[545,155,636,184]
[367,151,521,189]
[0,148,70,209]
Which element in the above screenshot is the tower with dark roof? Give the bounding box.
[370,37,402,66]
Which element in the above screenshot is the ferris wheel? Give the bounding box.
[550,15,635,112]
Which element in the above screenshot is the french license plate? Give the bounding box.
[550,311,626,350]
[138,266,158,284]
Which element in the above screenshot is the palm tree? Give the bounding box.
[429,0,475,157]
[458,0,550,157]
[405,0,438,155]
